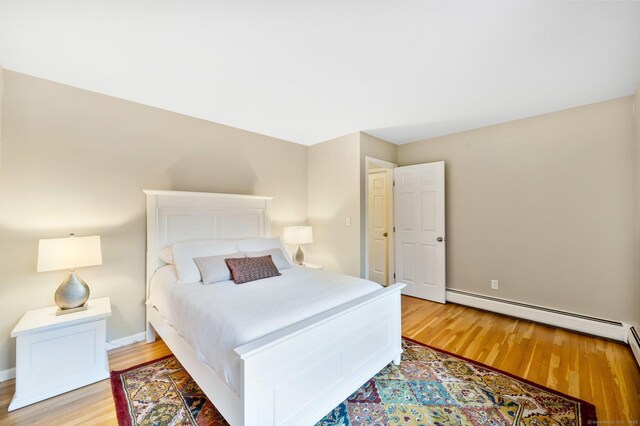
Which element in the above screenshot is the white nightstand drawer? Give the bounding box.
[9,297,111,411]
[18,320,107,395]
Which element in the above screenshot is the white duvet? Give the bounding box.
[147,265,381,394]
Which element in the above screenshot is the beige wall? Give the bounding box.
[359,132,397,277]
[306,133,361,276]
[307,131,397,278]
[0,71,308,372]
[399,97,637,323]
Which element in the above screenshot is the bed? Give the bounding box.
[144,190,405,426]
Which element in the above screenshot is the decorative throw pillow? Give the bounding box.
[243,249,292,270]
[194,252,244,285]
[225,255,281,284]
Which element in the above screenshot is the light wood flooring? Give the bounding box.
[1,296,639,425]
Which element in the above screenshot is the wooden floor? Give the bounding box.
[1,296,639,425]
[402,296,640,422]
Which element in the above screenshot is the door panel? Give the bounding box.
[373,196,384,228]
[400,193,413,230]
[421,244,436,284]
[421,192,435,231]
[394,162,445,303]
[372,239,386,274]
[401,243,415,282]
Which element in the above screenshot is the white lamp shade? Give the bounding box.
[283,226,313,245]
[37,235,102,272]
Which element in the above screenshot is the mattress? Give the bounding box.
[146,265,381,394]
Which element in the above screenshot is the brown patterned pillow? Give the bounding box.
[225,255,281,284]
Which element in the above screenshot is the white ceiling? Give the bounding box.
[1,1,639,145]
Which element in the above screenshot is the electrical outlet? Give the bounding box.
[345,216,351,226]
[491,280,499,290]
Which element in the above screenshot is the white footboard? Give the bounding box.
[235,283,405,426]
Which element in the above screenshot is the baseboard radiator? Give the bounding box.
[630,326,640,369]
[445,289,628,342]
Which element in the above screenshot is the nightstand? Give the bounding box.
[302,263,323,269]
[9,297,111,411]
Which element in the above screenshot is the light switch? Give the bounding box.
[345,217,351,226]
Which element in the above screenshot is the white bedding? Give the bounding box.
[147,265,381,394]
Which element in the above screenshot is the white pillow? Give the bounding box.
[244,249,292,271]
[158,246,174,264]
[236,237,293,267]
[157,239,221,265]
[173,240,239,284]
[194,252,244,285]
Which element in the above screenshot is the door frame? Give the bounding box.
[364,156,397,284]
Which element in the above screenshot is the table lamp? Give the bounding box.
[283,226,313,265]
[37,233,102,315]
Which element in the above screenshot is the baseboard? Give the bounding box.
[0,368,15,383]
[628,325,640,368]
[446,290,627,342]
[105,332,147,351]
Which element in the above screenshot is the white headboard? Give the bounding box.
[144,190,273,298]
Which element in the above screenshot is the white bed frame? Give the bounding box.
[144,190,405,426]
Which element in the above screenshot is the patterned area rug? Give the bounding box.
[111,338,596,425]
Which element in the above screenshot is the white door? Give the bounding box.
[368,171,389,286]
[394,162,446,303]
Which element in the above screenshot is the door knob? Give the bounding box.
[437,237,444,242]
[383,232,388,237]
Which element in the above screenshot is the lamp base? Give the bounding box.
[54,270,90,310]
[293,245,305,265]
[55,305,88,316]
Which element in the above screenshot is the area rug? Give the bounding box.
[111,337,596,425]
